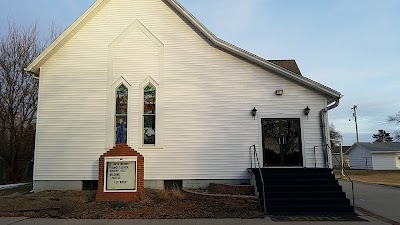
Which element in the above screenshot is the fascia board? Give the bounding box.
[26,0,342,100]
[371,151,400,154]
[166,0,341,99]
[26,0,109,74]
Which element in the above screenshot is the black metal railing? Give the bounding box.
[328,144,355,210]
[313,145,329,168]
[250,145,266,214]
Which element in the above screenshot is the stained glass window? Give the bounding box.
[144,83,156,145]
[116,84,128,144]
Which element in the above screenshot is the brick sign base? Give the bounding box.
[96,144,144,202]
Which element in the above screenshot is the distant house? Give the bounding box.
[331,146,351,168]
[348,142,400,170]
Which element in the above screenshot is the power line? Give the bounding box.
[338,121,353,133]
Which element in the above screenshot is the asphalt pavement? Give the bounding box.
[340,179,400,224]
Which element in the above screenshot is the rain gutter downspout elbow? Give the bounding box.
[320,98,340,168]
[24,68,40,80]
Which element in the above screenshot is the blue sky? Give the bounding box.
[1,0,399,145]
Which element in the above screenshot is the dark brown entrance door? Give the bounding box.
[262,118,303,166]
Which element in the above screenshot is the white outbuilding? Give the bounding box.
[348,142,400,170]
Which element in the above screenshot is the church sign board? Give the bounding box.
[96,144,144,202]
[105,157,137,192]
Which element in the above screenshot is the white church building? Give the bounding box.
[26,0,341,191]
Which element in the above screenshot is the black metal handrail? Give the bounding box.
[328,144,355,210]
[250,145,266,214]
[313,145,329,168]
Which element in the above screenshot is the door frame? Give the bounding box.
[258,114,306,167]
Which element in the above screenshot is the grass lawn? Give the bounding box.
[334,169,400,187]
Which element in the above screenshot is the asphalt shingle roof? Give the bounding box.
[356,142,400,153]
[268,60,302,75]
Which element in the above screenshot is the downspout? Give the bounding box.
[320,98,340,168]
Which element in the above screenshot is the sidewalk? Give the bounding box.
[0,214,390,225]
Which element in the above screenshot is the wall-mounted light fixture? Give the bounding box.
[276,90,284,95]
[304,106,310,119]
[252,107,257,120]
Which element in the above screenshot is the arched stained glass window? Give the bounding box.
[116,84,128,144]
[143,83,156,145]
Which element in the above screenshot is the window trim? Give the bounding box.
[112,77,132,146]
[139,76,162,148]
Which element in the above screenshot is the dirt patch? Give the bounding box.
[208,183,254,196]
[335,169,400,187]
[0,186,263,219]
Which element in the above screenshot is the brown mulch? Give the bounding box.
[0,186,263,219]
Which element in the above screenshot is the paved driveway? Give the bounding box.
[339,180,400,223]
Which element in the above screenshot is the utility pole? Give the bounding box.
[352,105,359,143]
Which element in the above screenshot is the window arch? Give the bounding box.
[143,83,156,145]
[115,84,128,144]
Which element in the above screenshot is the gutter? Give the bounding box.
[24,68,40,80]
[320,98,340,168]
[370,151,400,154]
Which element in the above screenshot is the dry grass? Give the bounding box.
[0,187,263,219]
[157,189,171,200]
[154,187,185,200]
[138,190,152,206]
[170,188,185,200]
[335,169,400,187]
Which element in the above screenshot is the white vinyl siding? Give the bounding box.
[397,153,400,169]
[371,153,398,170]
[34,0,330,181]
[349,146,373,170]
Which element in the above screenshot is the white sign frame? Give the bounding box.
[104,156,138,193]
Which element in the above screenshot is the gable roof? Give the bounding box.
[26,0,341,102]
[348,142,400,154]
[268,60,302,75]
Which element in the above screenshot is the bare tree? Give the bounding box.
[388,111,400,141]
[0,21,54,183]
[329,123,342,146]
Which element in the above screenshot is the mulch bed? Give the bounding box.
[0,186,263,219]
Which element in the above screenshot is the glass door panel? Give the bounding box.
[262,118,303,166]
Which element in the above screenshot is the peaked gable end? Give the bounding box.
[26,0,341,101]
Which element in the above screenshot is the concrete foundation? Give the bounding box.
[34,179,250,191]
[183,179,250,189]
[34,180,83,192]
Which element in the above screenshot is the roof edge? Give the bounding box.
[371,151,400,153]
[165,0,341,99]
[27,0,342,99]
[26,0,110,74]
